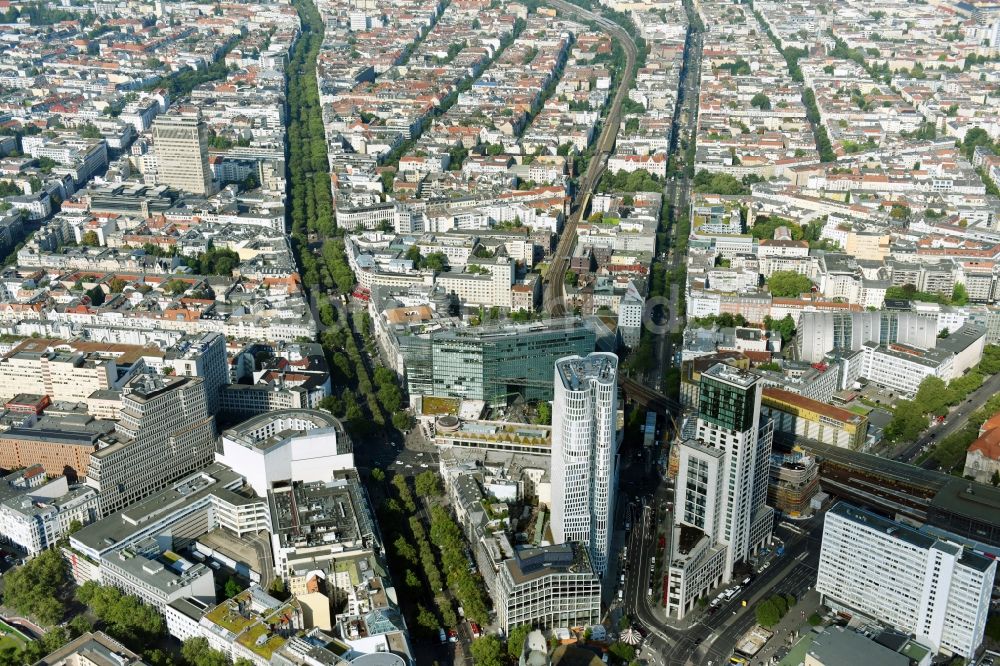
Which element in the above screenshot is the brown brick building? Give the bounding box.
[0,413,118,481]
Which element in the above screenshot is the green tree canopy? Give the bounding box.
[750,92,771,110]
[751,215,804,241]
[608,641,637,663]
[914,376,953,416]
[763,314,796,344]
[391,411,412,431]
[181,637,231,666]
[962,126,995,160]
[979,345,1000,374]
[186,247,240,276]
[767,271,813,297]
[952,282,969,306]
[692,170,751,195]
[756,599,782,628]
[885,399,927,443]
[1,549,70,625]
[415,470,443,496]
[598,168,662,193]
[507,624,532,659]
[85,286,105,307]
[77,123,102,139]
[534,401,552,425]
[224,577,242,598]
[423,252,449,272]
[470,635,504,666]
[75,581,165,644]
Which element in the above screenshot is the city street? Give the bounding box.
[618,496,825,666]
[892,371,1000,466]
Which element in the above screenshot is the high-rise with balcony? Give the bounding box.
[818,502,995,660]
[695,364,773,572]
[550,352,619,577]
[86,374,216,515]
[153,108,213,195]
[666,364,774,618]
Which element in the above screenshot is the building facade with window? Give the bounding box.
[493,543,600,633]
[817,502,995,659]
[550,353,619,577]
[666,364,774,618]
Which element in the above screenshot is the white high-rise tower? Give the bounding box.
[550,352,619,577]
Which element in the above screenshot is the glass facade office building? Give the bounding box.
[401,320,597,403]
[698,372,757,432]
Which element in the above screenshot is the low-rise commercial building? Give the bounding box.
[267,471,379,585]
[805,626,912,666]
[768,452,820,518]
[100,541,216,610]
[761,387,868,450]
[193,585,303,665]
[68,464,266,568]
[493,543,601,634]
[216,409,354,497]
[33,631,147,666]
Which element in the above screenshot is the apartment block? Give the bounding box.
[817,502,995,659]
[0,338,153,404]
[0,465,98,557]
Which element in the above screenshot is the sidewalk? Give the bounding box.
[751,590,823,665]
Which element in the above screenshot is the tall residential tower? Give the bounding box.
[550,352,619,577]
